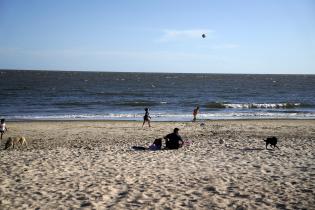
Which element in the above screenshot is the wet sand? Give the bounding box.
[0,120,314,209]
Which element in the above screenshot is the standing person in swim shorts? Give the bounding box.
[0,118,8,140]
[142,108,151,127]
[193,106,200,122]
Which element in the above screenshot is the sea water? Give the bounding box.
[1,70,314,121]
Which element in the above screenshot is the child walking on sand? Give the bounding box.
[0,119,8,140]
[142,108,151,127]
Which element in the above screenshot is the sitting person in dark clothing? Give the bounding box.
[132,138,162,151]
[149,138,162,150]
[164,128,184,149]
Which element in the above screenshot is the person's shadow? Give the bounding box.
[131,146,147,150]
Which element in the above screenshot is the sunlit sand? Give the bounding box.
[0,120,314,209]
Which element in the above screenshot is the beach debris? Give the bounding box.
[184,140,192,146]
[219,139,225,145]
[200,123,205,127]
[205,186,217,192]
[210,131,217,136]
[197,133,205,137]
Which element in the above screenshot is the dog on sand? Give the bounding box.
[4,136,28,150]
[264,136,279,150]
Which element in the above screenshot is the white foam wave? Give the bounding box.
[6,111,315,121]
[223,103,301,109]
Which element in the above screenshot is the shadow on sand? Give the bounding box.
[241,147,265,152]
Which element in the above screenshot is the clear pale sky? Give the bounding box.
[0,0,314,74]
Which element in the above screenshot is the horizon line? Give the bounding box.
[0,68,314,76]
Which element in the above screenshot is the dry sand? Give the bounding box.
[0,120,314,210]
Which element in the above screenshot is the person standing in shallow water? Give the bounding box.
[142,108,151,127]
[193,106,200,122]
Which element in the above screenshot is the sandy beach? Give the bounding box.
[0,120,314,209]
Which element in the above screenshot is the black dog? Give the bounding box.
[264,136,279,150]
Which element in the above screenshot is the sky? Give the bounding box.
[0,0,314,74]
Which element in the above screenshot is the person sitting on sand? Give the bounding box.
[142,107,151,127]
[193,106,200,122]
[164,128,184,150]
[148,138,162,150]
[0,118,8,140]
[132,138,162,151]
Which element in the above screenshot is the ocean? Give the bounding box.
[1,70,315,121]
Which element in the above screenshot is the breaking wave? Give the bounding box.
[205,102,311,109]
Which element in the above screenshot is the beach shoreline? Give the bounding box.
[6,118,315,122]
[0,119,314,209]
